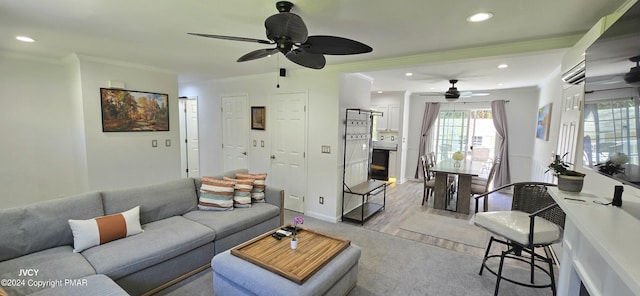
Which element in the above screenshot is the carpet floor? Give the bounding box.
[156,211,555,296]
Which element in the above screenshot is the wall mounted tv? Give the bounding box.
[583,2,640,188]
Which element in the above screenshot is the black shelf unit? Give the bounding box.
[341,108,386,225]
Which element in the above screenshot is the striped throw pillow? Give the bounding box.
[223,177,254,208]
[236,173,267,203]
[68,206,144,252]
[199,177,235,211]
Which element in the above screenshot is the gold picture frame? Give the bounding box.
[251,106,266,130]
[100,88,169,132]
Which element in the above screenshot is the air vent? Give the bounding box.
[562,60,586,84]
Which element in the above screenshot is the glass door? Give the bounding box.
[433,109,495,175]
[435,111,469,163]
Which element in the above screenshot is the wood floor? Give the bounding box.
[342,179,513,258]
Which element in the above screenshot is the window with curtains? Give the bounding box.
[433,109,496,165]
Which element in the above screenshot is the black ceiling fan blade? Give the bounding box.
[265,12,308,43]
[300,35,373,55]
[285,49,326,69]
[188,33,273,45]
[237,48,280,62]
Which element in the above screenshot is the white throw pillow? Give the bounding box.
[68,206,143,252]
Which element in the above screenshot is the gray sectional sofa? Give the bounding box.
[0,169,284,296]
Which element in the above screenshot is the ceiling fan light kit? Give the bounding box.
[188,1,372,69]
[445,79,461,100]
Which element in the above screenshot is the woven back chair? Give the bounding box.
[472,182,565,296]
[511,183,566,230]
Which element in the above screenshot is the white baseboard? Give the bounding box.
[305,211,339,223]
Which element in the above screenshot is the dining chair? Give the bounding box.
[427,152,436,175]
[471,147,493,173]
[471,159,500,211]
[420,155,436,205]
[471,182,564,296]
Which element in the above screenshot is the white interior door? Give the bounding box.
[185,99,200,177]
[270,93,307,213]
[179,98,200,178]
[558,84,583,167]
[222,95,249,171]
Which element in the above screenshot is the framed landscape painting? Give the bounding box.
[100,88,169,132]
[536,103,552,140]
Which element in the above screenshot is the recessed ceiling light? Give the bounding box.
[497,83,504,86]
[467,12,493,22]
[16,36,35,42]
[405,72,413,77]
[377,91,383,94]
[498,64,508,69]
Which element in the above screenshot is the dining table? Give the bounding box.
[430,160,483,214]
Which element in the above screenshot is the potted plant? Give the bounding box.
[546,152,586,192]
[596,152,628,176]
[290,216,304,250]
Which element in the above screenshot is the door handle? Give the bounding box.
[242,152,247,155]
[270,155,276,159]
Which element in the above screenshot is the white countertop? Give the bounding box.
[548,188,640,294]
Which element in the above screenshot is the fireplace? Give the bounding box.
[370,149,389,181]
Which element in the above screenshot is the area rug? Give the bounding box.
[399,213,490,248]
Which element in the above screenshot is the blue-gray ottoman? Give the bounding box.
[212,244,361,296]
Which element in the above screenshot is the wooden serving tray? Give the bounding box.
[230,226,350,284]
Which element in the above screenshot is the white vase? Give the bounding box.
[290,239,298,250]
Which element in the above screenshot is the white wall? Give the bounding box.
[405,87,540,183]
[77,57,181,191]
[0,54,181,208]
[180,68,344,222]
[531,67,564,180]
[0,55,88,207]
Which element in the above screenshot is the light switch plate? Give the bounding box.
[321,145,331,154]
[152,140,157,147]
[165,139,171,147]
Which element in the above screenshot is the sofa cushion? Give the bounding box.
[29,274,128,296]
[68,206,144,252]
[81,216,215,280]
[198,177,235,211]
[0,246,96,296]
[473,210,562,245]
[0,192,104,261]
[194,169,250,199]
[183,202,279,239]
[236,172,267,203]
[223,177,253,208]
[101,178,198,224]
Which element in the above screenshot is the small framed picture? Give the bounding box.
[251,106,266,130]
[536,103,552,141]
